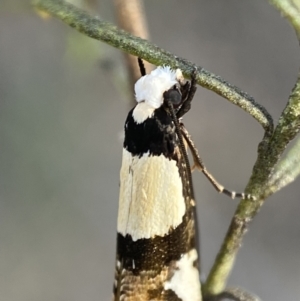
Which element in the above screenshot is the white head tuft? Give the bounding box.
[134,66,183,109]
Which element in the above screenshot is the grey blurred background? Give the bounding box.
[1,1,299,300]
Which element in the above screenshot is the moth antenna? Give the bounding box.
[137,57,146,76]
[166,100,201,270]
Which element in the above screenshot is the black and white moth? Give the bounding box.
[113,62,253,301]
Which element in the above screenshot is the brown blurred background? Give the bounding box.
[0,1,299,300]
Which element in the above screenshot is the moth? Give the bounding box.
[113,59,252,301]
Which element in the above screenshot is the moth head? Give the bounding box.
[134,66,185,109]
[163,84,183,109]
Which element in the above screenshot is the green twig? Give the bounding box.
[206,287,261,301]
[32,0,273,138]
[265,136,300,197]
[263,73,300,198]
[203,74,300,296]
[269,0,300,39]
[203,2,300,297]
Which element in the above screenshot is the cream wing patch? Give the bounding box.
[132,102,156,124]
[164,249,201,301]
[118,148,186,241]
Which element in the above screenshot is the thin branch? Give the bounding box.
[263,72,300,198]
[269,0,300,39]
[203,3,300,297]
[266,135,300,196]
[205,287,262,301]
[203,76,300,296]
[32,0,273,138]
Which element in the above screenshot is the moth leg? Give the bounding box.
[180,123,255,200]
[204,287,262,301]
[176,67,198,118]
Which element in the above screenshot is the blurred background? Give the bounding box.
[1,1,299,300]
